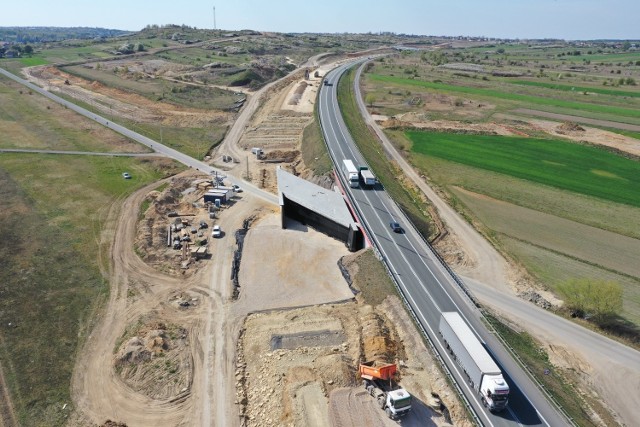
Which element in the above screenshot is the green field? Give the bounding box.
[0,74,183,425]
[18,57,50,67]
[500,236,640,326]
[36,45,114,63]
[406,131,640,207]
[0,154,177,426]
[402,150,640,326]
[453,188,640,279]
[512,80,640,98]
[409,156,640,239]
[369,74,640,121]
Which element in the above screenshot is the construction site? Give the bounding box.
[60,57,464,427]
[3,25,640,427]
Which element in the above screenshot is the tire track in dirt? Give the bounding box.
[70,173,270,427]
[71,179,200,426]
[0,356,18,427]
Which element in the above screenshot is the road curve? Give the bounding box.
[319,61,571,427]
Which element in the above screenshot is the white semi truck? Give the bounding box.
[439,312,510,412]
[342,159,359,188]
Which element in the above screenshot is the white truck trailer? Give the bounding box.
[359,166,376,187]
[342,159,359,188]
[439,312,509,411]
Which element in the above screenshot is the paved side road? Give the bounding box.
[0,67,278,206]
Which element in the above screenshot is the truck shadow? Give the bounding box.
[400,395,446,427]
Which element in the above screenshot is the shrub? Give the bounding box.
[558,279,623,321]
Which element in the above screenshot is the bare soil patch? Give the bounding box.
[114,319,192,400]
[67,56,465,427]
[134,171,214,277]
[24,66,231,129]
[235,248,462,427]
[215,69,327,193]
[235,215,354,312]
[70,170,269,427]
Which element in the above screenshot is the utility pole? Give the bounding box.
[213,6,216,30]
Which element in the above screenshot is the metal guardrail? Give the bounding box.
[318,64,484,426]
[481,314,578,427]
[347,61,576,427]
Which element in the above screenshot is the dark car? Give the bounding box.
[390,220,402,233]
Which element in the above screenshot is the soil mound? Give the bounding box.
[263,149,299,162]
[360,308,398,361]
[100,421,128,427]
[557,121,585,132]
[114,320,192,400]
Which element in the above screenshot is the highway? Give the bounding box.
[318,62,572,427]
[1,61,570,425]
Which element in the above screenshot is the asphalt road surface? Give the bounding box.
[318,62,571,427]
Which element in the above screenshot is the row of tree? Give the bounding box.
[0,27,128,43]
[0,44,33,58]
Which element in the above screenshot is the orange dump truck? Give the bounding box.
[359,361,412,420]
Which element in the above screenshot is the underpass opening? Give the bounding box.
[277,168,363,251]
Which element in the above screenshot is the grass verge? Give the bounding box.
[337,67,436,240]
[486,314,618,427]
[302,108,333,176]
[349,249,398,306]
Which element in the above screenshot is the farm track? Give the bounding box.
[0,355,18,427]
[512,108,640,132]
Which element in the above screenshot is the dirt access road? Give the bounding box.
[70,175,400,427]
[70,177,272,426]
[354,63,640,426]
[68,54,458,427]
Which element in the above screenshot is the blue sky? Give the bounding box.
[2,0,638,40]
